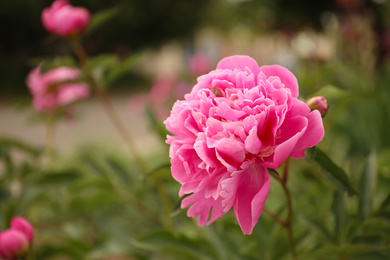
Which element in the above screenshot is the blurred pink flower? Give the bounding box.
[0,230,29,260]
[164,55,324,234]
[188,53,213,76]
[10,217,34,245]
[42,0,91,38]
[0,217,34,260]
[148,73,177,106]
[128,93,148,116]
[26,65,89,114]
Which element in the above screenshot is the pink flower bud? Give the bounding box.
[306,96,328,117]
[0,230,29,259]
[26,65,90,114]
[41,0,91,38]
[10,217,34,245]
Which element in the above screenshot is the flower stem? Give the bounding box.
[70,38,149,174]
[268,158,297,260]
[45,117,56,163]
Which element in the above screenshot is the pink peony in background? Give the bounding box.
[0,217,34,260]
[26,65,90,114]
[188,53,213,76]
[42,0,91,38]
[164,55,324,234]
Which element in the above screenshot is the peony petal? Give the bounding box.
[262,116,308,169]
[194,133,218,169]
[215,102,247,121]
[182,192,227,226]
[290,110,324,158]
[26,66,44,95]
[217,55,260,77]
[216,138,245,172]
[233,164,270,235]
[259,65,299,98]
[245,126,262,154]
[57,83,89,106]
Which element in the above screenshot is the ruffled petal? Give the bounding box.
[181,191,227,226]
[290,110,324,158]
[233,164,270,235]
[217,55,260,78]
[259,65,299,98]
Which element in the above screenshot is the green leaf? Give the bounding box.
[379,194,390,212]
[145,105,170,141]
[36,170,81,186]
[332,190,346,243]
[131,230,213,260]
[300,244,386,260]
[105,157,130,185]
[307,147,358,196]
[106,53,143,85]
[299,215,335,243]
[85,7,120,36]
[0,137,42,158]
[351,252,390,260]
[359,150,377,220]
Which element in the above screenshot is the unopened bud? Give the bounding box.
[306,96,328,117]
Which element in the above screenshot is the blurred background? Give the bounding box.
[1,0,390,259]
[1,0,390,154]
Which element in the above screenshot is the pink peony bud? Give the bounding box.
[41,0,91,38]
[10,217,34,245]
[0,229,29,259]
[26,65,90,114]
[306,96,328,117]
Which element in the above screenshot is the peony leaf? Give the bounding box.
[84,7,120,36]
[131,230,214,260]
[359,150,377,220]
[307,147,358,196]
[106,53,143,85]
[331,190,346,242]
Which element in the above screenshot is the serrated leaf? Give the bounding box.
[308,147,358,196]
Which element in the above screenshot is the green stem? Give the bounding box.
[268,158,297,260]
[45,117,56,163]
[280,175,297,260]
[70,38,149,174]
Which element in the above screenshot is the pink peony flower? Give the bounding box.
[0,230,29,259]
[188,53,213,76]
[10,217,34,245]
[26,65,89,114]
[164,55,324,234]
[42,0,91,38]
